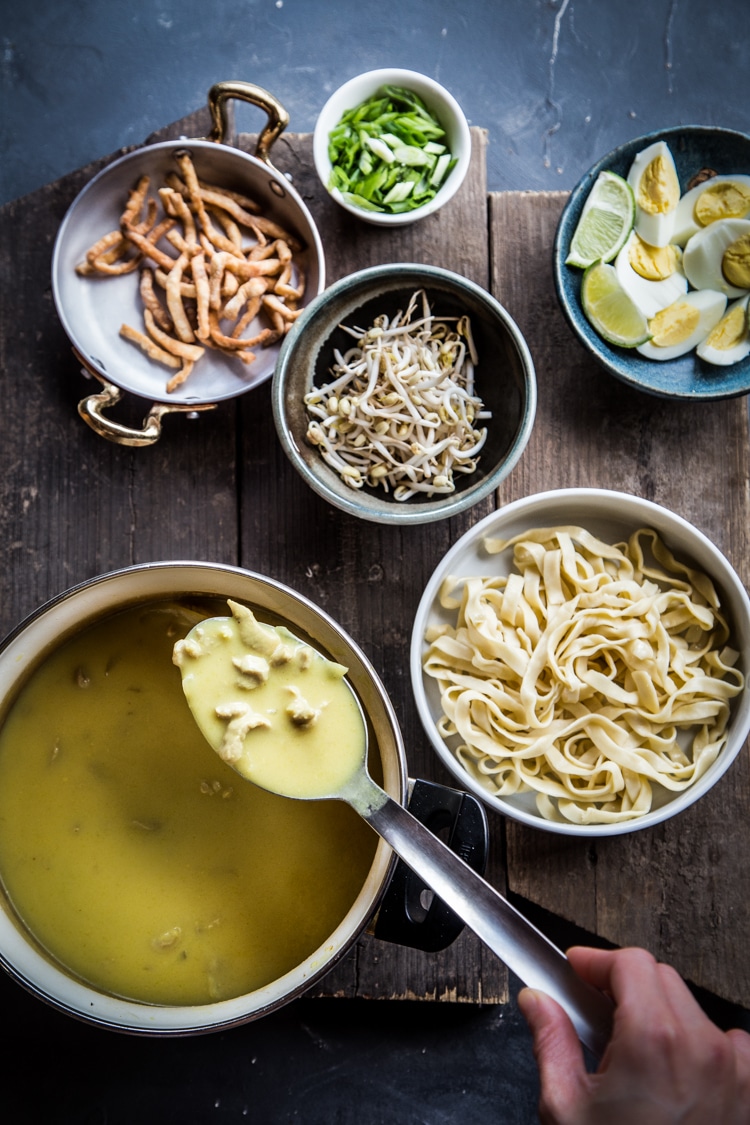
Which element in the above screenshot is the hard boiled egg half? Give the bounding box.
[614,231,687,319]
[682,218,750,298]
[637,290,727,361]
[627,140,680,248]
[696,294,750,366]
[672,174,750,246]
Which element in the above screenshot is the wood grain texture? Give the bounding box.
[490,191,750,1007]
[0,170,238,630]
[233,129,508,1004]
[0,124,507,1005]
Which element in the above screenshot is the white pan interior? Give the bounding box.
[52,139,325,406]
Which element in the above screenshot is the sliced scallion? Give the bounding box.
[326,85,455,215]
[383,181,415,205]
[430,153,453,188]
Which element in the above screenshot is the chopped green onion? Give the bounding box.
[358,165,389,200]
[391,144,431,167]
[341,191,385,212]
[383,181,415,205]
[365,136,395,164]
[326,84,456,215]
[430,153,453,187]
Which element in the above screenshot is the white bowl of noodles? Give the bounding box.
[410,489,750,836]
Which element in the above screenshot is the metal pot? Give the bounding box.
[0,562,486,1035]
[51,82,326,446]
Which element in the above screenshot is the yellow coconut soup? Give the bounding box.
[0,600,377,1007]
[174,601,368,800]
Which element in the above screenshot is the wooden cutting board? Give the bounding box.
[0,109,748,1009]
[491,190,750,1009]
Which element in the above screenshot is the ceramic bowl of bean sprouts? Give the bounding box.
[410,488,750,835]
[271,263,536,525]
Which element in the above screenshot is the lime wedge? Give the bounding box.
[566,171,635,269]
[581,261,652,348]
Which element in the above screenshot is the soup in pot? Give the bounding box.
[0,600,377,1006]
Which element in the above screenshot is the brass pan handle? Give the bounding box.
[207,80,290,166]
[75,354,216,447]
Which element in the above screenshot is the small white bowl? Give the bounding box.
[313,68,471,227]
[410,488,750,836]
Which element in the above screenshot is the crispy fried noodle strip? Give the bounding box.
[422,526,744,825]
[75,155,305,391]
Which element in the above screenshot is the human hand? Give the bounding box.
[518,946,750,1124]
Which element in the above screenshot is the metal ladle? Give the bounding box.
[175,608,614,1059]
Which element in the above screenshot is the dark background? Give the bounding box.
[1,2,749,1122]
[3,0,749,205]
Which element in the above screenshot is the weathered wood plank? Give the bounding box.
[490,190,750,1006]
[234,129,508,1004]
[9,125,747,1010]
[0,124,508,1006]
[0,162,239,638]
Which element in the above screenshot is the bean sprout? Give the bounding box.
[304,290,490,501]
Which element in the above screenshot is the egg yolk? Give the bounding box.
[722,234,750,289]
[628,235,680,280]
[702,303,748,352]
[637,155,680,216]
[648,301,700,347]
[695,182,750,226]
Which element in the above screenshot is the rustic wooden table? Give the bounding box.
[0,112,748,1019]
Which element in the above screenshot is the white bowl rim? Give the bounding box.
[312,67,472,226]
[410,487,750,837]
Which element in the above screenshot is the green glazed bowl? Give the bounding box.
[272,263,537,526]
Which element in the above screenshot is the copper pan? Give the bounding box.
[51,81,325,446]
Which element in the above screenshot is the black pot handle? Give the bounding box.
[372,778,489,953]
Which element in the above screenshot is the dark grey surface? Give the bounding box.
[2,2,750,1122]
[3,970,540,1124]
[2,0,749,205]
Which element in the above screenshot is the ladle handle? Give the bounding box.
[355,778,614,1060]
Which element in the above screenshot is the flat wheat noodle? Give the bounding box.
[423,526,744,824]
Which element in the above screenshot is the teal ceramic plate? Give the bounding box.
[554,126,750,400]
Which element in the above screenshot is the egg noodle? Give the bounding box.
[423,525,744,824]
